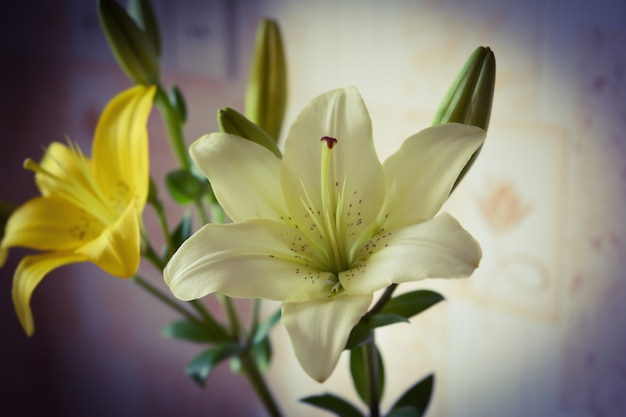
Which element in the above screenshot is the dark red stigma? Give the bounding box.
[321,136,338,149]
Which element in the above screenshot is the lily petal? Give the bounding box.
[340,212,481,295]
[75,201,141,278]
[92,85,155,212]
[34,142,93,198]
[382,123,485,229]
[190,133,286,222]
[164,219,334,302]
[282,294,372,382]
[281,87,386,252]
[1,197,103,252]
[12,252,87,336]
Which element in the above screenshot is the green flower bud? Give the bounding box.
[434,46,496,192]
[128,0,162,57]
[245,19,287,142]
[218,107,282,158]
[98,0,160,84]
[432,46,495,130]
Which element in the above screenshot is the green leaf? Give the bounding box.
[168,214,192,253]
[170,85,187,124]
[98,0,159,84]
[389,374,434,417]
[301,394,364,417]
[380,290,444,320]
[350,344,385,405]
[127,0,161,56]
[186,343,244,387]
[161,319,216,343]
[253,335,273,371]
[368,313,410,328]
[385,406,422,417]
[345,322,373,350]
[165,169,209,204]
[252,308,281,345]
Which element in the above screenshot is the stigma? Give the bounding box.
[321,136,337,149]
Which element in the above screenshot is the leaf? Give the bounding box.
[368,313,410,328]
[252,308,281,345]
[186,343,244,387]
[385,406,422,417]
[167,214,192,253]
[170,85,187,124]
[350,344,385,405]
[254,335,273,371]
[389,374,434,417]
[301,394,364,417]
[161,319,215,343]
[165,169,209,204]
[345,322,373,350]
[380,290,444,320]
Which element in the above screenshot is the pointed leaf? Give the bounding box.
[369,313,410,328]
[385,406,422,417]
[168,214,193,253]
[254,335,273,371]
[350,344,385,405]
[170,85,187,124]
[165,168,209,204]
[186,343,244,387]
[389,374,434,416]
[161,319,216,343]
[379,290,444,320]
[301,394,364,417]
[252,308,281,345]
[345,322,373,350]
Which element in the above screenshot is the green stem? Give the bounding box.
[365,338,381,417]
[219,294,243,340]
[155,86,190,170]
[240,349,283,417]
[195,199,210,225]
[365,284,398,319]
[189,299,230,341]
[132,275,203,327]
[148,182,175,258]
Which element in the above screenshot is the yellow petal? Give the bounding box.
[1,197,103,252]
[75,201,141,278]
[12,252,87,336]
[34,142,93,198]
[92,85,155,213]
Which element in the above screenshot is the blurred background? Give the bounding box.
[1,0,625,416]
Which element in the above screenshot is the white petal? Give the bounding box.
[190,133,286,222]
[382,123,485,229]
[340,212,481,295]
[164,219,335,302]
[282,294,372,382]
[281,87,386,254]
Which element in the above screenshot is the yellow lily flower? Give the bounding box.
[0,85,155,336]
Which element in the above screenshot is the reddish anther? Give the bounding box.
[320,136,338,149]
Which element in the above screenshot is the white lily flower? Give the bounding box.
[164,87,485,382]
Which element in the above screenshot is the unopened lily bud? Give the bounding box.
[433,46,495,130]
[128,0,162,57]
[245,19,287,142]
[219,107,282,158]
[98,0,160,84]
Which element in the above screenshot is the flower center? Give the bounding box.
[24,142,117,225]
